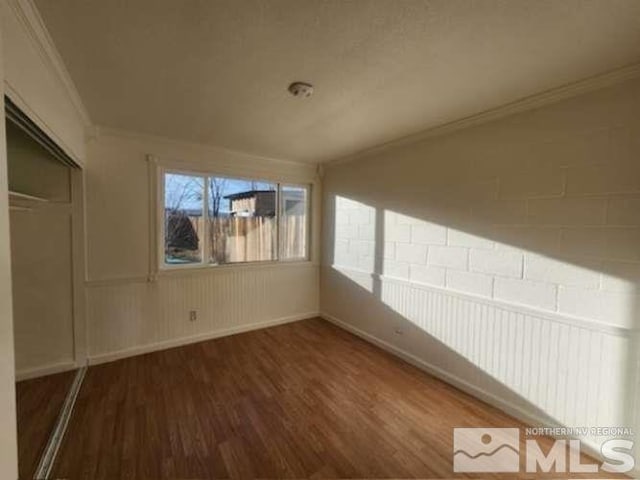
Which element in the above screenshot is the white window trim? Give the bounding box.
[156,165,311,272]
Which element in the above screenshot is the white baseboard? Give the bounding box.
[88,312,319,366]
[320,311,607,463]
[16,360,79,382]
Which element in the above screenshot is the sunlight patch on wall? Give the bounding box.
[380,209,639,329]
[326,198,636,447]
[376,207,635,440]
[332,196,376,292]
[383,210,446,283]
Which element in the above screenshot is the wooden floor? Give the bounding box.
[50,318,621,479]
[16,369,76,479]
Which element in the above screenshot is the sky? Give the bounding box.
[164,173,275,214]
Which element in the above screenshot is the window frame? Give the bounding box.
[157,167,311,271]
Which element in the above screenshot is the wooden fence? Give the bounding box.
[170,214,306,263]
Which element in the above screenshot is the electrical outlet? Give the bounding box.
[189,310,197,322]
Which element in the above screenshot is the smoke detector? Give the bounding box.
[288,82,314,98]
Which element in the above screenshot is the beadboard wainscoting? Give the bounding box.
[87,263,319,364]
[321,265,637,456]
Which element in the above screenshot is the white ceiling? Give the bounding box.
[36,0,640,163]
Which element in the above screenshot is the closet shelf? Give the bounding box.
[9,190,49,209]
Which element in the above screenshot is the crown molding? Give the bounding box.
[6,0,92,128]
[328,62,640,167]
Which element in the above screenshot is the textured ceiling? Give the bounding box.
[36,0,640,163]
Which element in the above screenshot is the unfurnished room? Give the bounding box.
[0,1,639,479]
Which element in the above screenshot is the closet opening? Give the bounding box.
[6,97,86,480]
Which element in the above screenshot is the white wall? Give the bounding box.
[0,7,19,477]
[1,0,89,165]
[321,77,640,455]
[84,129,320,363]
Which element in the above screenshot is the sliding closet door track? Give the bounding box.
[33,366,87,480]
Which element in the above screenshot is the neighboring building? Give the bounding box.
[224,189,305,217]
[225,190,275,217]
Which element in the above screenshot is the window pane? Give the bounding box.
[208,176,277,264]
[280,185,308,260]
[164,173,204,264]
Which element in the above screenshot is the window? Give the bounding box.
[162,170,309,267]
[164,173,204,265]
[208,176,278,265]
[279,185,308,260]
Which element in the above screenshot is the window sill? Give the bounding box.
[156,259,317,278]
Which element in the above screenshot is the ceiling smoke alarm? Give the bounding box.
[288,82,314,98]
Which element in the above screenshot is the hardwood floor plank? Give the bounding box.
[52,318,625,478]
[16,369,76,479]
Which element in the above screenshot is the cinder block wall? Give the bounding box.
[321,77,640,453]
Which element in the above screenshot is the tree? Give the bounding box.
[164,175,203,261]
[165,175,203,213]
[209,177,228,218]
[166,214,198,251]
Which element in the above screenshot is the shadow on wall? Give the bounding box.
[321,188,639,457]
